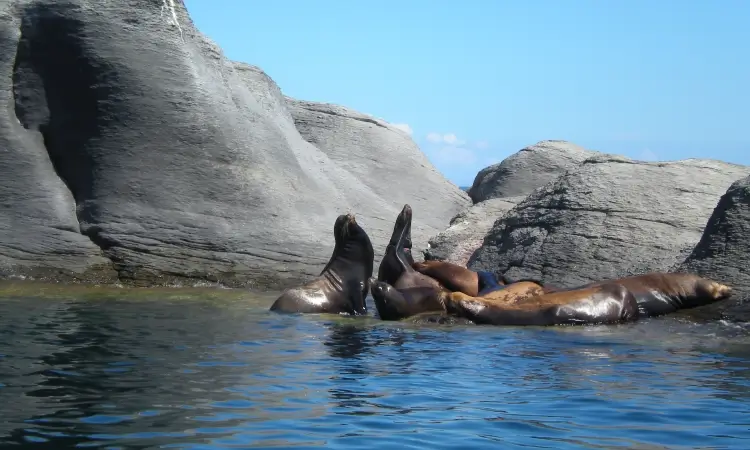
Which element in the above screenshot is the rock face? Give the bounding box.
[469,155,750,288]
[423,196,525,265]
[468,140,597,203]
[0,0,469,288]
[677,176,750,320]
[425,140,597,264]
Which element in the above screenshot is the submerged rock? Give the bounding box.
[469,156,750,288]
[677,176,750,321]
[0,0,468,288]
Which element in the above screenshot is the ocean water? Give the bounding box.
[1,280,750,449]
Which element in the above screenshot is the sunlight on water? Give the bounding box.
[1,280,750,449]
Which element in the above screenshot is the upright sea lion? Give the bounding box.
[542,272,732,317]
[377,204,414,285]
[270,213,374,315]
[441,284,640,326]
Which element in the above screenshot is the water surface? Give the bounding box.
[1,280,750,449]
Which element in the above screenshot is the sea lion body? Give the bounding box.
[270,214,374,315]
[377,204,415,285]
[370,279,444,321]
[441,283,639,326]
[479,281,545,303]
[411,260,543,297]
[543,273,732,317]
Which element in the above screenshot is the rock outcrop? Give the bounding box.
[677,176,750,320]
[469,155,750,288]
[425,140,598,264]
[468,140,597,203]
[423,196,525,265]
[0,0,469,288]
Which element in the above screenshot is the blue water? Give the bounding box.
[1,281,750,449]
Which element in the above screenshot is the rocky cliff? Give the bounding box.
[678,176,750,320]
[0,0,469,288]
[425,141,594,264]
[468,154,750,288]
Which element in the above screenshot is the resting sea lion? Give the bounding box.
[411,260,547,296]
[441,284,640,326]
[377,204,414,285]
[370,278,444,321]
[542,272,732,317]
[270,213,374,315]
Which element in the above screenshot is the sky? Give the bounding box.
[183,0,749,187]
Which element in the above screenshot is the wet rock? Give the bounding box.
[677,176,750,321]
[0,0,468,288]
[468,140,598,203]
[469,156,750,288]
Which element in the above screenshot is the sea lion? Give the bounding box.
[441,284,640,326]
[542,272,732,317]
[411,260,548,297]
[479,281,545,303]
[377,204,414,285]
[370,278,444,321]
[270,213,374,315]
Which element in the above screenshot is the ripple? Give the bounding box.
[2,291,750,449]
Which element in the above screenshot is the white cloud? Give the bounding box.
[391,123,413,135]
[638,148,658,161]
[425,132,466,146]
[426,132,443,143]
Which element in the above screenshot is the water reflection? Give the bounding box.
[0,283,750,449]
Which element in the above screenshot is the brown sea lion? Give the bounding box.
[411,260,546,297]
[441,284,640,326]
[377,204,415,286]
[370,278,444,321]
[479,281,544,303]
[270,213,374,315]
[542,272,732,317]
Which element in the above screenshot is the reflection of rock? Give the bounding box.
[469,156,750,288]
[467,140,597,203]
[677,176,750,321]
[424,197,525,265]
[0,0,468,289]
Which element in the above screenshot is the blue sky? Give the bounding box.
[184,0,748,187]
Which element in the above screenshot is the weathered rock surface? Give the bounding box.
[0,0,469,288]
[469,155,750,288]
[677,176,750,321]
[423,196,525,265]
[468,140,597,203]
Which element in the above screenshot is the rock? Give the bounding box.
[467,140,598,203]
[469,156,750,288]
[424,196,525,265]
[286,98,469,253]
[0,0,468,289]
[677,176,750,321]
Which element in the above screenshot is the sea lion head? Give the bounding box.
[370,279,442,321]
[377,205,415,284]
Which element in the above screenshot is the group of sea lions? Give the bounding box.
[270,205,733,327]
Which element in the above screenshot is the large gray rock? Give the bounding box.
[467,140,598,203]
[286,98,469,253]
[424,196,525,265]
[677,176,750,320]
[469,155,750,288]
[0,0,468,288]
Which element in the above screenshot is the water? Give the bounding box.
[1,280,750,449]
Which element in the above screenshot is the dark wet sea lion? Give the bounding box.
[370,278,445,321]
[270,213,374,315]
[377,204,414,285]
[441,283,639,326]
[541,272,732,317]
